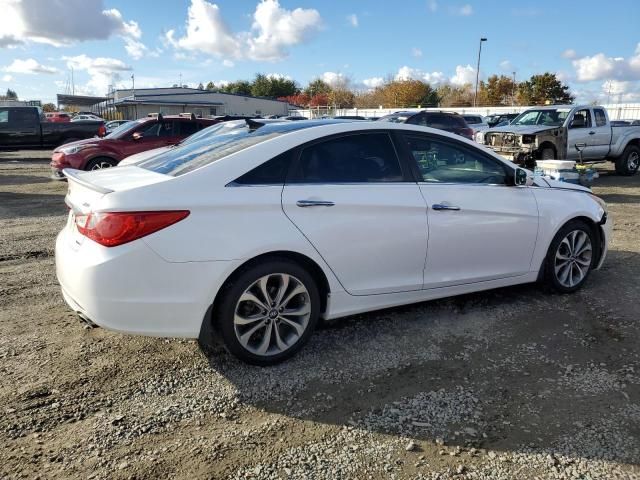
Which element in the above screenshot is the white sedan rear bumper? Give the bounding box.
[55,226,236,338]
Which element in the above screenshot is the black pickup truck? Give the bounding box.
[0,106,105,149]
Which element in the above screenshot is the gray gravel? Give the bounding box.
[1,153,639,479]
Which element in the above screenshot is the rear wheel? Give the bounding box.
[614,145,640,176]
[217,259,320,365]
[85,157,117,171]
[540,146,555,160]
[543,220,596,293]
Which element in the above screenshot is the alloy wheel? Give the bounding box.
[233,273,311,357]
[554,230,592,288]
[91,161,114,170]
[628,151,639,171]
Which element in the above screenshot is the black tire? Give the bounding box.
[85,157,117,171]
[614,145,640,176]
[216,258,320,366]
[540,146,555,160]
[543,220,596,293]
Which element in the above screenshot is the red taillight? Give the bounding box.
[98,125,106,137]
[461,128,474,139]
[75,211,189,247]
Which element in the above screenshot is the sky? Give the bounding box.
[1,0,639,105]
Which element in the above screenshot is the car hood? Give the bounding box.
[535,177,591,192]
[54,137,102,152]
[486,125,558,135]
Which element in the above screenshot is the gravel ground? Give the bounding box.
[1,150,639,479]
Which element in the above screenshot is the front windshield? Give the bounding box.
[105,119,143,139]
[511,109,571,127]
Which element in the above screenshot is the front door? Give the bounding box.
[399,132,539,288]
[567,108,597,160]
[281,132,428,295]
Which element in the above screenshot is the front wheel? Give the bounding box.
[543,220,596,293]
[85,157,117,171]
[615,145,640,176]
[217,259,320,365]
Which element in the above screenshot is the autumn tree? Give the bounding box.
[379,80,438,108]
[278,93,311,107]
[436,84,475,107]
[481,75,517,106]
[517,73,574,105]
[42,103,57,112]
[304,78,332,97]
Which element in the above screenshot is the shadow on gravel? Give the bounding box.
[0,174,53,186]
[597,192,640,204]
[0,192,67,218]
[202,249,640,467]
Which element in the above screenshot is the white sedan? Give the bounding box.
[56,120,611,365]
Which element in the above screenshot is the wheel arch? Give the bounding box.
[537,141,557,157]
[208,250,332,330]
[84,154,118,170]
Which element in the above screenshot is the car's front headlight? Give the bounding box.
[60,144,89,155]
[474,131,485,143]
[589,193,607,217]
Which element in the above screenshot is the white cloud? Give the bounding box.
[321,71,347,87]
[562,49,577,60]
[411,47,423,58]
[450,64,476,85]
[362,77,384,89]
[63,54,132,95]
[602,80,640,102]
[423,71,447,84]
[0,0,147,59]
[572,45,640,82]
[394,66,447,85]
[451,4,473,15]
[499,60,515,72]
[169,0,322,62]
[124,38,147,60]
[2,74,14,82]
[222,59,235,67]
[427,0,438,12]
[4,58,59,74]
[347,14,358,27]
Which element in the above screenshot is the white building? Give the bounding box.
[107,87,290,119]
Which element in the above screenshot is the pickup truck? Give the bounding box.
[0,106,105,149]
[481,105,640,175]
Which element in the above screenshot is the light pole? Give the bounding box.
[474,37,487,107]
[512,71,516,106]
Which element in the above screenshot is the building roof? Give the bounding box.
[111,87,290,104]
[57,94,108,106]
[114,97,223,106]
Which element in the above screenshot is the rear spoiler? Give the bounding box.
[63,168,114,194]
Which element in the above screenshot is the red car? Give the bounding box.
[45,112,71,123]
[50,114,216,178]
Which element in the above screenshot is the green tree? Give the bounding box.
[5,88,18,99]
[42,103,57,112]
[517,73,574,105]
[220,80,252,96]
[205,81,216,91]
[304,78,332,97]
[197,82,204,90]
[250,73,298,98]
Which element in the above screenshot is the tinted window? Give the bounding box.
[404,134,507,184]
[9,108,38,127]
[139,121,321,176]
[234,151,293,185]
[291,133,403,184]
[425,113,466,129]
[463,116,483,124]
[0,109,8,124]
[179,121,199,136]
[594,109,607,127]
[139,121,161,137]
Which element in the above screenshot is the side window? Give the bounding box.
[234,151,293,185]
[0,109,8,125]
[404,134,508,184]
[571,109,592,128]
[158,121,176,137]
[594,109,607,127]
[291,133,403,184]
[425,113,449,129]
[139,121,160,137]
[179,121,199,136]
[9,109,38,127]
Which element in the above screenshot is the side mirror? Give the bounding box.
[132,132,143,141]
[514,167,533,186]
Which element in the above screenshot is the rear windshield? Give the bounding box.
[377,113,412,123]
[463,115,483,124]
[138,121,321,176]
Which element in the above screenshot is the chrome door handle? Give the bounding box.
[296,200,335,207]
[588,131,596,135]
[432,204,460,211]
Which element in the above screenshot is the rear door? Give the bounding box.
[398,132,539,288]
[281,131,429,295]
[590,108,612,158]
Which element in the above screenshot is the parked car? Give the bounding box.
[56,120,610,365]
[72,114,102,122]
[376,111,474,140]
[45,112,71,123]
[486,113,519,127]
[0,106,105,149]
[481,105,640,175]
[50,114,216,178]
[118,118,289,166]
[105,120,132,135]
[462,114,489,132]
[334,115,367,120]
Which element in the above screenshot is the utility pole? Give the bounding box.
[512,71,516,106]
[71,67,75,96]
[473,37,487,107]
[131,74,135,100]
